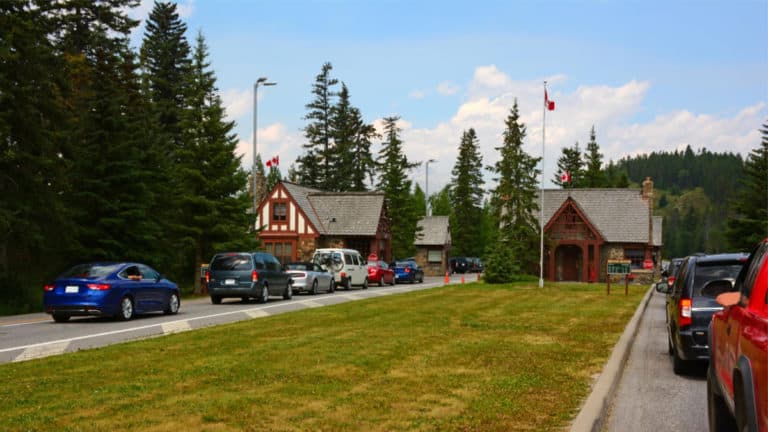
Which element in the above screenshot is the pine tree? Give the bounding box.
[298,62,338,188]
[554,142,584,188]
[449,128,484,257]
[376,116,420,259]
[428,185,453,216]
[486,101,541,280]
[412,183,427,218]
[726,122,768,250]
[583,126,606,187]
[178,31,250,292]
[329,83,377,191]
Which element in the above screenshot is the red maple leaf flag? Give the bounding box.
[266,159,272,168]
[273,155,279,166]
[560,170,571,183]
[545,89,555,111]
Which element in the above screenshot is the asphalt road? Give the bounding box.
[0,274,474,364]
[604,289,708,431]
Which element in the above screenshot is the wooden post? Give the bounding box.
[625,274,629,296]
[607,274,611,296]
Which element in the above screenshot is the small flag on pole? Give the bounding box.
[560,170,571,183]
[272,155,279,166]
[545,89,555,111]
[266,159,272,168]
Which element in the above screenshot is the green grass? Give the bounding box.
[0,282,645,431]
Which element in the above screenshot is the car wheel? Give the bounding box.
[164,293,180,315]
[362,278,368,290]
[672,350,688,375]
[419,274,424,283]
[329,279,335,293]
[390,275,395,286]
[241,296,250,303]
[667,335,673,356]
[378,277,383,287]
[118,296,134,321]
[259,285,269,303]
[707,366,737,431]
[310,280,318,295]
[344,277,351,290]
[211,295,222,305]
[52,313,70,323]
[283,282,293,300]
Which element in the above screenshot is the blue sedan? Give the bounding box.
[393,261,424,284]
[43,262,180,322]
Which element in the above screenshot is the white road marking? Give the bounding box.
[245,309,270,318]
[302,300,324,308]
[13,340,70,362]
[162,321,192,334]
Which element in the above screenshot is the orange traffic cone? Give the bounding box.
[460,275,465,284]
[444,271,449,284]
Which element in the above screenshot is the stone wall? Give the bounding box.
[415,247,446,276]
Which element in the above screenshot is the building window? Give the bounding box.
[625,248,645,269]
[272,202,287,222]
[264,241,293,265]
[427,250,442,263]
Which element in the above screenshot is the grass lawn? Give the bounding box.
[0,282,646,431]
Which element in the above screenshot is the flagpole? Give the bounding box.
[539,81,546,289]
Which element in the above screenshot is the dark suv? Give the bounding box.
[206,252,293,304]
[656,252,748,374]
[450,257,469,274]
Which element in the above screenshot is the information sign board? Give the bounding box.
[607,259,631,275]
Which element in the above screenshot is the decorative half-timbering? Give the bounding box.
[535,178,662,283]
[255,181,392,265]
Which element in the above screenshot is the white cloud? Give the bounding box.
[437,81,459,96]
[222,88,252,121]
[409,90,426,100]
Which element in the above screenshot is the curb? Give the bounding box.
[569,285,655,432]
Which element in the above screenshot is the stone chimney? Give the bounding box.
[642,177,654,248]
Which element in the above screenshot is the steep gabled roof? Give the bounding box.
[535,189,652,243]
[416,216,451,246]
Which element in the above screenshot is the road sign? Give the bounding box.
[607,260,631,275]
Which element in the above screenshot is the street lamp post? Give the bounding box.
[252,77,276,229]
[425,159,436,216]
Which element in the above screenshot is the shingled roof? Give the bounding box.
[281,182,385,236]
[534,189,653,243]
[415,216,451,246]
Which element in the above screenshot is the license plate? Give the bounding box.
[224,279,236,286]
[65,285,79,293]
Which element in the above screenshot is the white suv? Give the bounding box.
[312,248,368,290]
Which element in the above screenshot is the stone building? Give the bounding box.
[255,181,392,264]
[413,216,451,276]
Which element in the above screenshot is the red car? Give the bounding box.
[367,260,395,286]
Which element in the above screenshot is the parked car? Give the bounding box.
[662,257,684,288]
[655,252,749,374]
[450,257,469,274]
[206,252,293,304]
[707,238,768,432]
[467,257,484,273]
[312,248,368,290]
[44,262,180,322]
[367,260,395,286]
[393,261,424,284]
[284,262,335,295]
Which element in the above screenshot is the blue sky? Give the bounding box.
[130,0,767,191]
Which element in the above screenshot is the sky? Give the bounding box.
[128,0,767,194]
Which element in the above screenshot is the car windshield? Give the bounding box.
[693,261,745,297]
[211,255,251,271]
[59,263,123,279]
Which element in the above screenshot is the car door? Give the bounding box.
[138,264,164,311]
[353,253,365,285]
[313,263,332,290]
[120,265,150,311]
[264,254,288,295]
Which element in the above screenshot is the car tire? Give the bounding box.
[164,293,180,315]
[310,280,318,295]
[241,296,250,303]
[419,275,424,283]
[53,313,70,323]
[118,296,134,321]
[362,278,368,290]
[378,277,383,287]
[259,285,269,303]
[211,295,222,305]
[667,335,674,356]
[344,277,351,290]
[283,282,293,300]
[707,366,737,432]
[329,279,335,293]
[672,350,688,375]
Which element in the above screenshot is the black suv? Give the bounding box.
[450,257,469,274]
[206,252,293,304]
[655,252,748,374]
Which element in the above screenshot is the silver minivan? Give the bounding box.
[312,248,368,290]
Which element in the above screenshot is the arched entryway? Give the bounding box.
[555,245,583,281]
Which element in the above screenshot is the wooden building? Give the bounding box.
[536,177,662,283]
[255,181,392,264]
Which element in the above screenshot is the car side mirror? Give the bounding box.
[655,281,670,294]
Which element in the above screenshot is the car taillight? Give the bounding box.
[679,298,692,327]
[251,270,258,282]
[87,283,111,291]
[44,284,55,291]
[405,268,411,273]
[294,272,306,278]
[205,270,210,283]
[668,276,676,286]
[340,271,346,279]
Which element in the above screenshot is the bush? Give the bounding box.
[483,241,521,284]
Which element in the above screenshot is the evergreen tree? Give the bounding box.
[265,166,282,194]
[376,116,420,259]
[298,62,338,188]
[412,183,427,218]
[428,185,452,216]
[583,126,606,187]
[449,128,484,257]
[726,122,768,250]
[554,142,584,187]
[486,101,541,280]
[178,31,250,292]
[329,83,377,191]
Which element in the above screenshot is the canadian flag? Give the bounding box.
[545,89,555,111]
[265,159,272,168]
[272,155,279,166]
[560,170,571,183]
